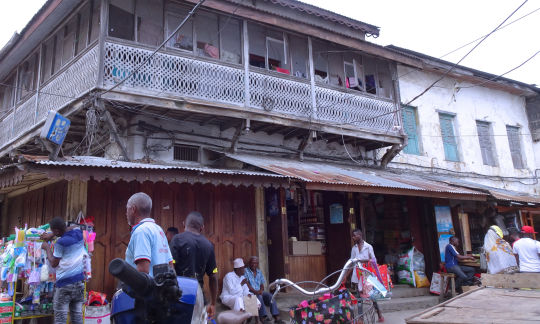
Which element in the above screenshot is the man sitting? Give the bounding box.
[220,258,260,318]
[445,236,476,293]
[245,256,284,324]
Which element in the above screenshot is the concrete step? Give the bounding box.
[377,295,439,313]
[390,284,431,298]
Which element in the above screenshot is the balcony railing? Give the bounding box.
[103,42,400,136]
[0,44,100,150]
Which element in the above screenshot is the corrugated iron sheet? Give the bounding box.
[18,155,287,178]
[432,176,540,204]
[226,153,485,196]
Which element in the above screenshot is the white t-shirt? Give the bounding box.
[512,238,540,272]
[350,242,376,284]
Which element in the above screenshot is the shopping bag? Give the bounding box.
[414,271,430,288]
[84,305,110,324]
[243,295,258,317]
[429,273,442,295]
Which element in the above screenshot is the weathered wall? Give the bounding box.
[389,65,539,195]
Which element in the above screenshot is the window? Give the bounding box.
[439,113,459,161]
[76,3,90,55]
[108,0,135,41]
[17,53,39,101]
[312,40,328,82]
[402,106,420,155]
[53,32,63,73]
[195,11,220,59]
[62,16,78,64]
[476,121,496,166]
[506,126,525,169]
[248,23,290,73]
[167,8,193,51]
[377,61,393,99]
[289,35,308,78]
[219,16,241,64]
[343,52,364,91]
[89,0,101,43]
[41,36,54,82]
[0,75,16,112]
[174,144,199,162]
[363,56,377,95]
[136,0,163,46]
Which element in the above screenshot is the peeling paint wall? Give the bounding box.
[388,65,539,195]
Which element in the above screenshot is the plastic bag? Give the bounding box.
[398,270,414,285]
[28,266,41,285]
[412,249,425,272]
[84,305,111,324]
[14,247,27,268]
[430,272,442,295]
[40,264,49,282]
[414,271,430,288]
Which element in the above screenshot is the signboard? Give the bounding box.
[40,111,71,146]
[434,206,454,262]
[329,203,343,224]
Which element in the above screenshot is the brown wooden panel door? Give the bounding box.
[324,191,351,276]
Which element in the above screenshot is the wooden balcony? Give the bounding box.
[102,42,402,141]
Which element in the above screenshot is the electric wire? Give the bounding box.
[101,0,207,95]
[404,0,529,107]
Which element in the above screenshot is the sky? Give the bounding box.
[0,0,538,86]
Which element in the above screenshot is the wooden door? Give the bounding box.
[324,191,351,276]
[86,180,258,297]
[265,188,286,282]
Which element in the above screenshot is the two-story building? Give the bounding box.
[386,45,540,262]
[0,0,537,297]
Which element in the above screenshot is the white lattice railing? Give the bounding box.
[0,44,99,150]
[103,42,400,135]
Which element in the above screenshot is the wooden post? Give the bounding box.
[255,187,269,284]
[65,179,88,222]
[242,20,250,108]
[97,0,108,88]
[34,46,43,124]
[459,213,471,253]
[307,37,317,116]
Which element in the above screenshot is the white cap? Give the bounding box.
[233,258,245,268]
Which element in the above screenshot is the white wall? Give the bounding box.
[388,65,539,195]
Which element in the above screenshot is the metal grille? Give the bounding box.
[315,86,398,134]
[173,144,200,162]
[103,42,245,105]
[0,113,13,146]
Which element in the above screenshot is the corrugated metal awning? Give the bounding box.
[226,153,487,200]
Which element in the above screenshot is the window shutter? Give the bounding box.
[476,122,495,166]
[506,126,524,169]
[439,114,459,161]
[401,107,420,155]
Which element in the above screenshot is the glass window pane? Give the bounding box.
[248,22,266,68]
[195,11,219,59]
[137,0,163,47]
[1,75,16,110]
[267,37,288,73]
[167,11,193,51]
[377,60,393,99]
[62,16,77,64]
[109,0,135,41]
[364,56,377,95]
[327,46,344,87]
[17,53,38,100]
[89,0,100,43]
[42,37,54,82]
[219,16,241,64]
[289,35,307,78]
[76,3,90,54]
[53,33,63,73]
[312,40,328,83]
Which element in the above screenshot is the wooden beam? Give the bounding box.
[251,124,273,133]
[65,179,88,222]
[199,116,218,126]
[481,273,540,289]
[297,133,312,161]
[229,121,245,153]
[284,129,301,140]
[96,99,130,162]
[7,178,60,198]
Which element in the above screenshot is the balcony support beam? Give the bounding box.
[95,98,130,162]
[229,121,245,153]
[297,133,312,161]
[243,20,251,108]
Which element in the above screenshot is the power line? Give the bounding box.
[404,0,528,107]
[457,49,540,90]
[440,6,540,59]
[101,0,207,95]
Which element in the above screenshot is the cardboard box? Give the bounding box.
[289,241,308,255]
[307,241,323,255]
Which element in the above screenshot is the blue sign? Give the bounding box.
[43,112,70,145]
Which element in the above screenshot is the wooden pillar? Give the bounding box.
[242,20,251,108]
[280,187,289,276]
[65,180,88,221]
[255,187,269,283]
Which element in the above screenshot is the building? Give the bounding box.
[0,0,538,298]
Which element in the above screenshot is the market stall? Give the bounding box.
[0,221,95,323]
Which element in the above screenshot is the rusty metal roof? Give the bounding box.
[226,153,486,198]
[17,155,286,178]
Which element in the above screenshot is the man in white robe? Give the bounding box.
[220,258,260,313]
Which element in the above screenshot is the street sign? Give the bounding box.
[40,111,71,146]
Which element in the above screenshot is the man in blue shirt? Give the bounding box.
[41,217,86,324]
[244,256,284,324]
[125,192,173,276]
[445,236,476,293]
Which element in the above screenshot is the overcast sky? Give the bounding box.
[0,0,538,86]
